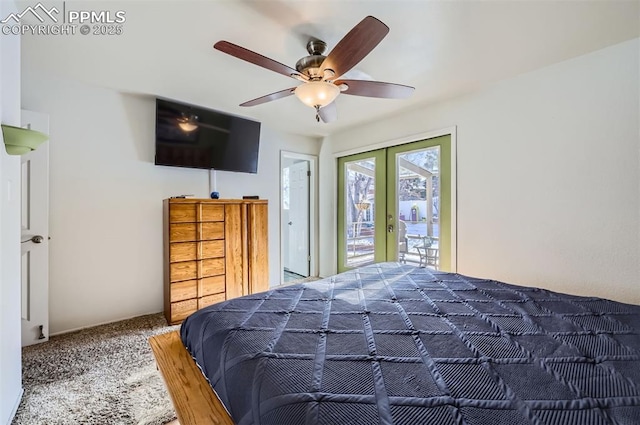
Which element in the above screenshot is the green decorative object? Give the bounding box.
[1,124,49,155]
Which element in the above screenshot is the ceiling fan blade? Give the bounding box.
[318,102,337,123]
[334,79,414,99]
[214,41,306,81]
[320,16,389,81]
[240,88,296,107]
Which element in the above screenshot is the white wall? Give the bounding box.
[318,137,337,277]
[320,39,640,305]
[22,71,319,334]
[0,1,24,422]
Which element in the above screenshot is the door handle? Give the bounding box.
[288,221,293,225]
[21,235,44,244]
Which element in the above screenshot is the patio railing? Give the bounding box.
[345,221,439,269]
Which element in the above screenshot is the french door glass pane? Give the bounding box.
[345,158,376,268]
[396,147,440,269]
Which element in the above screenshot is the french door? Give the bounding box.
[337,135,452,273]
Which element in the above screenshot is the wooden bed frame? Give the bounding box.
[149,331,234,425]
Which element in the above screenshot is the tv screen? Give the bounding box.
[155,98,261,173]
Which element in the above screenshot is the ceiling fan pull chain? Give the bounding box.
[315,105,320,122]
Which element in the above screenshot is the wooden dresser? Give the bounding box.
[163,198,269,325]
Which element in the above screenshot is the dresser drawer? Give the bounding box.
[170,204,196,223]
[170,242,197,263]
[201,240,224,259]
[170,299,197,323]
[170,261,197,282]
[200,275,225,296]
[201,204,224,222]
[171,240,224,262]
[200,222,224,240]
[170,223,197,243]
[201,258,225,277]
[198,293,225,309]
[170,280,197,302]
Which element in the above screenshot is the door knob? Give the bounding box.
[21,235,44,244]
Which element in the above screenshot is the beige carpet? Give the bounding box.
[12,314,178,425]
[12,281,323,424]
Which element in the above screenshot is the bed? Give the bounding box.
[152,262,640,424]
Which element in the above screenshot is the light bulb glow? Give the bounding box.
[294,81,340,108]
[178,114,199,132]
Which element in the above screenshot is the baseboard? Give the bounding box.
[49,310,165,337]
[5,387,23,425]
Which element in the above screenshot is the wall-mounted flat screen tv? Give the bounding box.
[155,98,261,173]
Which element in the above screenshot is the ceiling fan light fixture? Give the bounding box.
[294,81,340,108]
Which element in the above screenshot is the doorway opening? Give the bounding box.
[280,151,317,284]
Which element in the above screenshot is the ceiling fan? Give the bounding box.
[214,16,414,123]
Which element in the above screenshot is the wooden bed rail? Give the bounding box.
[149,331,234,425]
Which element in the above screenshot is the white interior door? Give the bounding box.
[20,110,49,346]
[287,161,310,276]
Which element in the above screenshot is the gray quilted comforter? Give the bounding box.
[181,263,640,424]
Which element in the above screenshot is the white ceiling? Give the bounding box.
[21,0,640,138]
